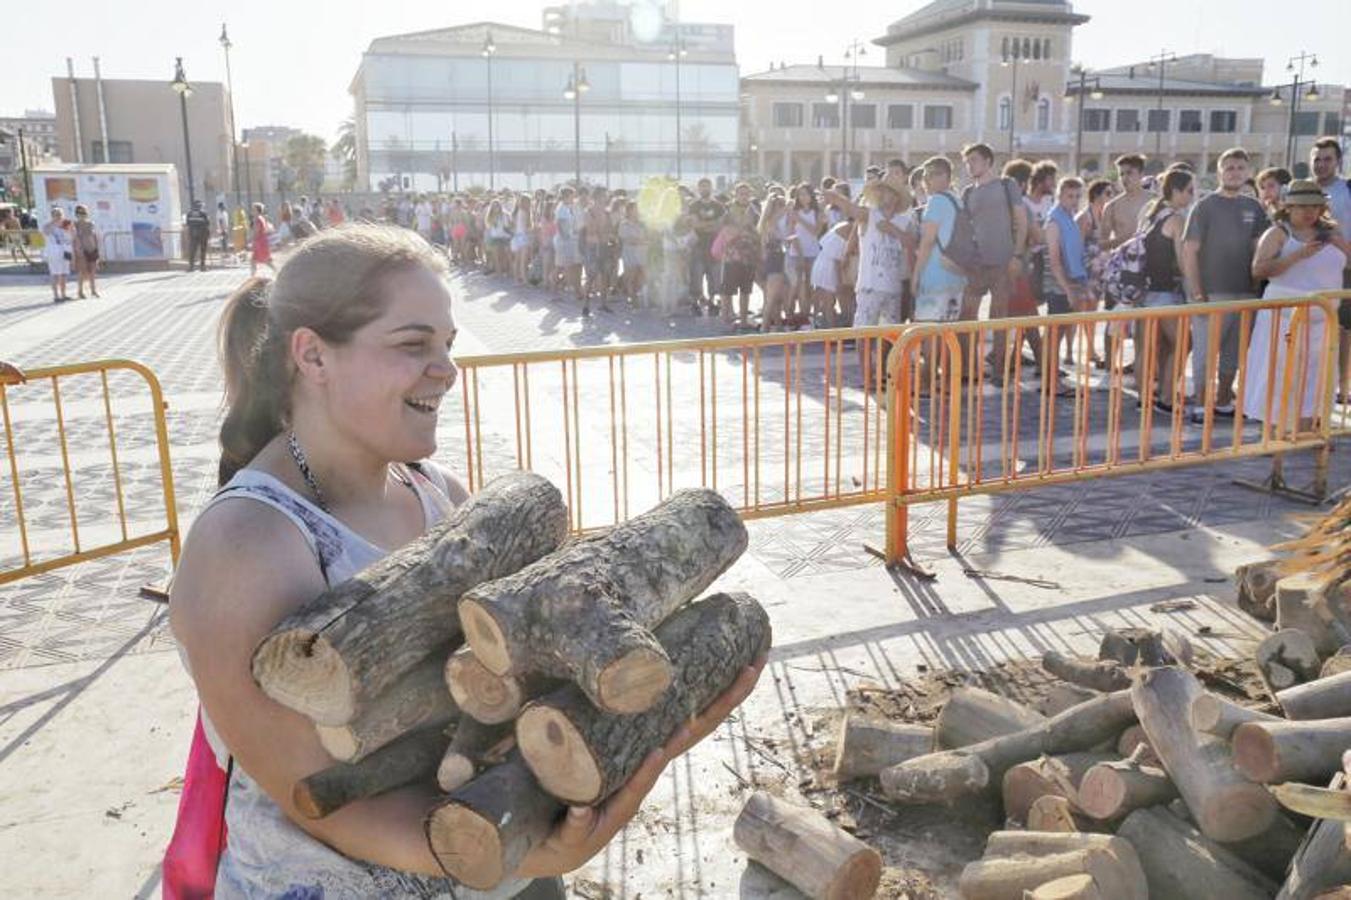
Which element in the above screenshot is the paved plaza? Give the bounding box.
[0,264,1345,897]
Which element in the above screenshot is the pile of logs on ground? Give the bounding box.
[250,472,773,891]
[831,617,1351,899]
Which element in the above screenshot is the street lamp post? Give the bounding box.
[668,37,687,181]
[1000,42,1023,159]
[1146,50,1177,161]
[483,31,497,190]
[241,141,254,215]
[17,127,33,210]
[1271,52,1319,171]
[826,40,867,180]
[170,57,196,207]
[219,24,241,207]
[563,63,590,187]
[1068,67,1103,175]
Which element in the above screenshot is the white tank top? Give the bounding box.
[1265,229,1347,296]
[856,208,912,295]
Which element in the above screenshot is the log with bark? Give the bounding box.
[292,724,449,819]
[1276,572,1351,658]
[960,832,1146,900]
[733,791,883,900]
[516,592,770,806]
[435,717,515,793]
[832,716,933,782]
[1232,716,1351,784]
[253,472,568,725]
[1220,811,1308,882]
[880,691,1134,805]
[1188,692,1281,739]
[1257,629,1323,694]
[1130,665,1278,841]
[1278,670,1351,720]
[1099,627,1192,668]
[1024,874,1102,900]
[425,753,563,891]
[1277,775,1351,900]
[444,646,558,726]
[935,687,1046,750]
[1000,752,1111,824]
[458,489,748,714]
[1116,805,1278,900]
[1040,651,1129,692]
[1114,724,1158,764]
[314,651,459,763]
[1076,752,1177,820]
[1236,559,1283,621]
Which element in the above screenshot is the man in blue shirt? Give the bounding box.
[911,156,967,322]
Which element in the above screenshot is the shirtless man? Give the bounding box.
[1102,154,1153,250]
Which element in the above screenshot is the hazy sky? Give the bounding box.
[4,0,1349,145]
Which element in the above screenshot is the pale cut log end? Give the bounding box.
[516,703,604,805]
[458,598,513,676]
[437,752,476,793]
[1189,694,1222,734]
[426,803,508,891]
[825,848,884,900]
[596,645,674,715]
[446,650,523,725]
[1027,795,1081,833]
[1193,781,1279,842]
[253,631,355,726]
[291,781,325,820]
[1231,722,1280,784]
[1076,767,1126,821]
[315,724,359,763]
[1027,874,1101,900]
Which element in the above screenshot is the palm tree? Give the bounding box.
[331,117,358,190]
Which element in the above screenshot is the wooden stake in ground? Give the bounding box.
[880,691,1135,805]
[425,754,563,891]
[444,647,557,726]
[1188,692,1280,739]
[1232,717,1351,784]
[1116,806,1278,900]
[832,716,933,781]
[1130,666,1277,842]
[459,489,747,714]
[1256,629,1322,694]
[516,592,769,805]
[1000,752,1111,824]
[1076,754,1177,820]
[1278,669,1351,720]
[1040,651,1130,692]
[935,687,1046,749]
[734,791,882,900]
[292,725,449,819]
[253,473,568,725]
[315,650,459,763]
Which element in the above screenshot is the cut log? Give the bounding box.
[1233,717,1351,784]
[444,647,558,726]
[832,716,933,781]
[253,473,568,725]
[962,833,1145,900]
[1278,775,1351,900]
[292,725,448,819]
[1077,755,1177,820]
[1221,811,1308,882]
[315,650,459,763]
[425,753,563,891]
[1321,646,1351,678]
[1236,559,1282,622]
[1278,669,1351,719]
[516,592,769,806]
[436,717,514,793]
[1024,874,1101,900]
[1025,795,1085,833]
[1000,752,1111,823]
[733,790,882,900]
[1117,805,1279,900]
[1131,665,1278,841]
[1040,651,1130,692]
[1037,684,1100,717]
[1099,627,1192,667]
[1270,781,1351,822]
[1257,629,1323,694]
[935,687,1047,749]
[1276,572,1350,657]
[1114,724,1158,765]
[459,489,747,715]
[982,831,1129,857]
[1188,692,1281,738]
[881,692,1134,805]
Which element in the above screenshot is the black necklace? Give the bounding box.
[287,431,329,512]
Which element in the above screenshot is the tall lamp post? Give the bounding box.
[1269,52,1319,171]
[219,24,241,207]
[1000,39,1024,158]
[170,57,196,207]
[1067,67,1103,175]
[483,31,497,190]
[563,63,590,187]
[668,37,687,181]
[825,40,866,179]
[1146,50,1177,161]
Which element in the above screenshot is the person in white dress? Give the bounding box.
[1244,180,1351,430]
[42,206,73,301]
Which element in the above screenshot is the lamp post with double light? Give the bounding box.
[1066,67,1103,175]
[1146,51,1177,160]
[1000,40,1025,158]
[170,58,196,207]
[483,31,497,189]
[220,24,241,207]
[825,40,866,179]
[563,63,590,187]
[668,37,687,181]
[1269,52,1319,171]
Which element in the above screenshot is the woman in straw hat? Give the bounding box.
[1243,179,1350,428]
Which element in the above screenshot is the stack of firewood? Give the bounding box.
[832,624,1351,898]
[249,471,771,891]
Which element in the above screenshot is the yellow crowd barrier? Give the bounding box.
[0,360,180,586]
[883,292,1346,569]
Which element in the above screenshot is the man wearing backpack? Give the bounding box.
[912,156,968,322]
[959,143,1028,383]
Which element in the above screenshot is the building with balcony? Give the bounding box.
[349,2,741,191]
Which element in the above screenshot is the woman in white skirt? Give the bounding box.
[42,206,73,302]
[810,220,852,328]
[1244,180,1350,431]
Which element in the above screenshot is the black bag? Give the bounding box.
[924,192,981,275]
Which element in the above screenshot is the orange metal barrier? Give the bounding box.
[0,360,180,586]
[883,293,1345,568]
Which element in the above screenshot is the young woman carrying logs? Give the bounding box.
[166,223,764,898]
